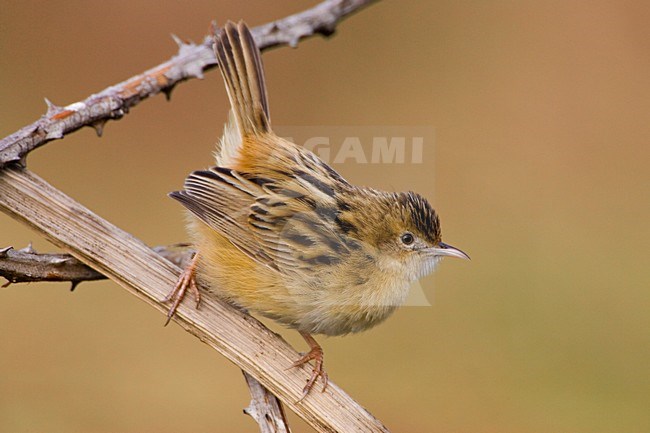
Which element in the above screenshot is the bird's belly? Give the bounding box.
[291,278,410,336]
[192,219,410,336]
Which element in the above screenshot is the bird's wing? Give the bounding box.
[170,166,354,274]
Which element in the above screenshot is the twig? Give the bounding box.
[0,244,192,287]
[244,371,292,433]
[0,0,379,167]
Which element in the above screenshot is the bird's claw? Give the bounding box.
[163,253,201,325]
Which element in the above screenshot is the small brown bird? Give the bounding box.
[167,21,469,397]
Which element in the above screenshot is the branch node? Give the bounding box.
[289,35,300,48]
[189,68,205,80]
[243,370,292,433]
[316,23,337,37]
[43,124,64,140]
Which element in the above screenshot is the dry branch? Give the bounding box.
[0,167,390,432]
[0,244,192,287]
[244,371,292,433]
[0,0,378,167]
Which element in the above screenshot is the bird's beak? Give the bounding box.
[429,242,470,260]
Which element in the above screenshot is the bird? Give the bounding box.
[166,20,469,398]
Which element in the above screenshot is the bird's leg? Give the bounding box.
[291,331,329,399]
[164,252,201,325]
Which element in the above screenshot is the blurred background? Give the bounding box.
[1,1,649,432]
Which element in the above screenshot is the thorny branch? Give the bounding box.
[0,0,379,167]
[0,244,192,288]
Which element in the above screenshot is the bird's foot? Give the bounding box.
[291,331,329,400]
[164,252,201,325]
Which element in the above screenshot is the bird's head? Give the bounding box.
[365,191,469,281]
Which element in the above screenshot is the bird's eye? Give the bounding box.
[400,232,415,246]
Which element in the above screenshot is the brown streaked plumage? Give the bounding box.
[167,20,469,397]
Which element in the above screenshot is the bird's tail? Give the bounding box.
[215,20,271,137]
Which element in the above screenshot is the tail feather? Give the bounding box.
[215,21,271,136]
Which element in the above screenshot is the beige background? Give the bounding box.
[1,1,649,432]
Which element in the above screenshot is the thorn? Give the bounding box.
[0,246,13,257]
[162,84,176,101]
[203,21,219,53]
[49,256,69,265]
[209,20,219,38]
[172,34,195,55]
[19,243,35,254]
[289,36,300,48]
[2,280,11,289]
[44,98,62,116]
[171,33,184,48]
[317,23,337,38]
[70,281,80,291]
[90,119,107,137]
